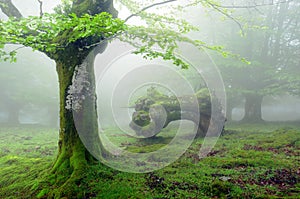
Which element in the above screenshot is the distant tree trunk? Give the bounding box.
[271,2,288,64]
[47,107,58,127]
[7,105,20,125]
[242,93,264,123]
[226,102,234,122]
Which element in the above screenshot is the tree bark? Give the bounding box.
[242,93,264,123]
[46,47,109,197]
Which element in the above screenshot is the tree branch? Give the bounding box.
[183,0,295,35]
[124,0,177,23]
[211,0,294,9]
[37,0,43,17]
[206,1,244,35]
[0,0,22,18]
[81,0,178,50]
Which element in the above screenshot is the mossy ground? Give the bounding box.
[0,122,299,198]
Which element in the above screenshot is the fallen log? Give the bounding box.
[129,87,225,138]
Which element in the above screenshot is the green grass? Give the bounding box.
[0,123,299,198]
[0,126,58,199]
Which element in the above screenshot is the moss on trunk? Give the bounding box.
[36,46,108,198]
[36,0,118,196]
[41,58,88,198]
[130,87,225,138]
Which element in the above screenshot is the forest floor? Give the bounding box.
[0,122,299,198]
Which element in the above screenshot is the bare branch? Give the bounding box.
[183,0,294,34]
[206,2,245,35]
[212,0,293,9]
[13,45,25,50]
[0,0,22,18]
[124,0,177,23]
[80,0,178,50]
[37,0,43,17]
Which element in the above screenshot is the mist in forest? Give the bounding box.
[0,0,299,128]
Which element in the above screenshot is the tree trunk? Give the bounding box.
[130,88,225,138]
[47,107,58,127]
[242,93,264,123]
[226,102,233,122]
[41,48,108,198]
[7,105,20,125]
[49,61,89,197]
[40,0,117,197]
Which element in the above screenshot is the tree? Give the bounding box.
[0,0,230,197]
[0,45,58,125]
[203,0,300,122]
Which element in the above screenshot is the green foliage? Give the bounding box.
[0,12,125,55]
[0,0,244,69]
[64,13,125,43]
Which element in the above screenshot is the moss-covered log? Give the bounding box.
[130,87,225,138]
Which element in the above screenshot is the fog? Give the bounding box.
[0,0,299,128]
[232,95,300,121]
[0,45,58,126]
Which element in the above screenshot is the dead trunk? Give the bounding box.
[130,88,225,138]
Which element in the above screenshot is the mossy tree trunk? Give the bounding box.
[37,1,118,197]
[47,47,93,197]
[46,45,112,197]
[130,88,225,138]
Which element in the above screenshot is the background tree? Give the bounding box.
[0,45,58,126]
[196,0,300,122]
